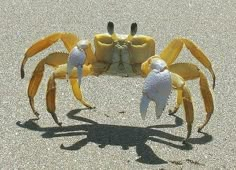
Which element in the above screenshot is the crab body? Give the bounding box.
[21,22,215,143]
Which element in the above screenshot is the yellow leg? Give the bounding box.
[21,32,79,78]
[160,37,215,88]
[28,59,45,118]
[168,89,182,115]
[171,73,194,143]
[27,52,68,119]
[168,63,200,80]
[69,79,94,108]
[170,73,185,116]
[170,63,214,133]
[45,63,93,126]
[46,74,62,126]
[182,85,194,144]
[198,71,214,132]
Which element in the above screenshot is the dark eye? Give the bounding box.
[130,23,137,36]
[107,21,114,35]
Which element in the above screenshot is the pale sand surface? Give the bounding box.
[1,0,235,169]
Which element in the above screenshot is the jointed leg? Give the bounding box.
[182,85,194,144]
[160,37,215,88]
[171,73,194,143]
[169,89,182,115]
[28,52,68,121]
[169,63,214,132]
[168,63,198,115]
[198,72,214,132]
[21,32,79,78]
[46,74,62,126]
[28,59,45,118]
[45,62,94,126]
[169,72,185,115]
[69,79,94,109]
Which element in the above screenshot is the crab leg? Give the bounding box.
[45,63,93,125]
[182,85,194,144]
[160,38,215,88]
[170,73,185,115]
[27,52,69,118]
[69,79,94,108]
[171,73,194,144]
[46,74,62,126]
[66,44,94,108]
[168,90,182,115]
[198,71,214,132]
[169,63,214,132]
[28,59,45,118]
[21,32,79,78]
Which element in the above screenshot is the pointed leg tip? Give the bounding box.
[197,127,202,133]
[168,109,174,115]
[21,69,25,79]
[213,75,216,89]
[88,106,96,109]
[35,112,40,118]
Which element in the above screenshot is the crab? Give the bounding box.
[21,22,215,143]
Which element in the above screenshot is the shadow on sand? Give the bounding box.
[17,109,213,165]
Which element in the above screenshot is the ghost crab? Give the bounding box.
[21,22,215,143]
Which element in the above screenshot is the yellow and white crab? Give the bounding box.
[21,22,215,143]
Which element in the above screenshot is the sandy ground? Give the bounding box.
[1,0,236,169]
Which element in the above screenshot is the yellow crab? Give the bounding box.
[21,22,215,143]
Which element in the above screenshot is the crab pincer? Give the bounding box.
[67,40,90,87]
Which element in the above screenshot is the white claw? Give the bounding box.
[140,59,172,119]
[140,94,150,120]
[67,40,89,86]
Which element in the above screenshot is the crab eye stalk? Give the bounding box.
[130,23,137,36]
[107,21,114,35]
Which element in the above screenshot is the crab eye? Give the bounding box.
[130,23,137,36]
[107,21,114,35]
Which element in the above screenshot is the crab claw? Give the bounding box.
[140,59,172,119]
[67,40,89,86]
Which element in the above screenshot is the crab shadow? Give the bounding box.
[16,109,213,165]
